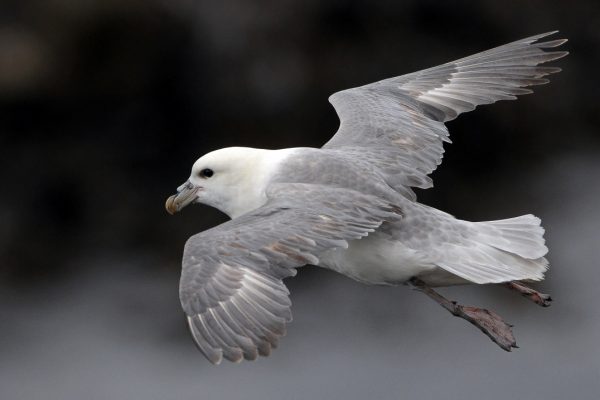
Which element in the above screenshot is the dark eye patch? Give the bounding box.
[199,168,214,178]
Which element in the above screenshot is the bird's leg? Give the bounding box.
[504,281,552,307]
[407,278,518,351]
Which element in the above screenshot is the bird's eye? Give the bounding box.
[199,168,214,178]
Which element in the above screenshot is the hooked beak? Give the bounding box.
[165,181,200,215]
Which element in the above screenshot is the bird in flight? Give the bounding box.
[166,32,567,364]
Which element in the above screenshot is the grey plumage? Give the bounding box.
[173,32,566,364]
[181,184,402,363]
[325,31,567,199]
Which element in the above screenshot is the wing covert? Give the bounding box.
[180,183,402,364]
[324,32,567,198]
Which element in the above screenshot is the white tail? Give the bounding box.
[437,214,549,284]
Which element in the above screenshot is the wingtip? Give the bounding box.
[537,38,569,48]
[526,31,569,47]
[536,30,559,39]
[211,354,224,365]
[554,38,569,46]
[522,31,557,44]
[543,66,562,75]
[551,50,570,60]
[204,347,224,365]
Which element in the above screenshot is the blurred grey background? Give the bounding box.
[1,1,599,399]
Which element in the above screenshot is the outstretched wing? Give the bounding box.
[180,183,402,364]
[324,32,567,199]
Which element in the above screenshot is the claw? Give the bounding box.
[408,278,518,352]
[505,281,552,307]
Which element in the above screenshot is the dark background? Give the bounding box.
[1,1,599,399]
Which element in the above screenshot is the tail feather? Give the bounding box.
[478,215,548,259]
[436,214,548,284]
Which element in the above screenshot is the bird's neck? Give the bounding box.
[223,147,296,219]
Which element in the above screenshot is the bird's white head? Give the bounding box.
[166,147,290,219]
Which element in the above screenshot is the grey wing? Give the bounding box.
[324,32,567,199]
[180,183,402,364]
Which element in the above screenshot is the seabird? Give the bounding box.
[166,32,566,364]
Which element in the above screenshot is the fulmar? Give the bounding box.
[165,32,567,364]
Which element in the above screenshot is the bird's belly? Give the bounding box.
[318,233,437,285]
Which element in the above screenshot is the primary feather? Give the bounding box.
[325,31,567,199]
